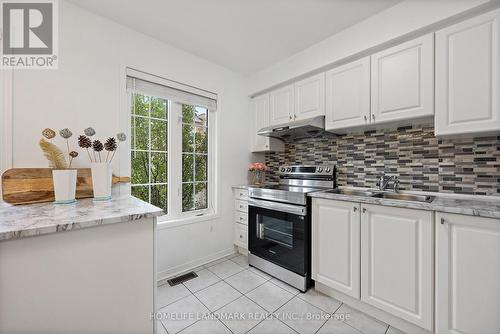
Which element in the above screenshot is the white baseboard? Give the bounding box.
[315,282,432,334]
[157,246,236,281]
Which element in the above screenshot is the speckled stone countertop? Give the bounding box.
[309,189,500,219]
[0,196,164,241]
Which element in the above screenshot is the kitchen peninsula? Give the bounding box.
[0,196,163,333]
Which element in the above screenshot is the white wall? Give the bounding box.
[3,1,251,278]
[248,0,494,95]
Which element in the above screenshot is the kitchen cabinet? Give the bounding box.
[270,84,294,125]
[233,188,249,251]
[360,204,433,331]
[312,199,361,299]
[312,199,434,330]
[250,94,284,152]
[325,57,370,131]
[370,33,434,124]
[436,212,500,334]
[435,9,500,136]
[294,73,325,121]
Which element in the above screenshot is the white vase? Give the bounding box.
[91,162,113,201]
[52,169,77,204]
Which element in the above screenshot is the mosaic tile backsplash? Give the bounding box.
[265,125,500,196]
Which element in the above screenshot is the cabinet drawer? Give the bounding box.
[235,200,248,213]
[234,189,249,201]
[235,211,248,225]
[234,223,248,249]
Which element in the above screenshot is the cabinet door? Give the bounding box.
[361,204,433,330]
[312,199,361,299]
[371,34,434,124]
[294,73,325,121]
[435,9,500,136]
[251,94,271,151]
[436,212,500,334]
[270,84,294,125]
[325,57,370,131]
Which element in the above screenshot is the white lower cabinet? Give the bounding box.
[436,212,500,334]
[312,200,434,331]
[361,204,433,331]
[312,199,361,299]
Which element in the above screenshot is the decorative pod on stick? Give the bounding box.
[92,140,104,162]
[42,128,56,140]
[117,133,127,142]
[84,127,96,137]
[59,128,73,158]
[69,151,78,168]
[78,135,93,162]
[104,137,117,163]
[59,128,72,139]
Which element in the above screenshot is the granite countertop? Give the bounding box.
[309,189,500,219]
[0,196,164,241]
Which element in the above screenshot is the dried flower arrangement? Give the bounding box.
[39,128,79,169]
[78,128,126,163]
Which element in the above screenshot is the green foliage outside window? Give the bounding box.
[130,93,168,212]
[181,104,208,212]
[130,94,209,214]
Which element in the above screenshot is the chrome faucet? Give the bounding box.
[378,174,399,192]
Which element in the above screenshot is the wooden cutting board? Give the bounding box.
[1,168,131,205]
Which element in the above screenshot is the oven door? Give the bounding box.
[248,198,308,275]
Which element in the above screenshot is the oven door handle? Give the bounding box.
[248,199,307,216]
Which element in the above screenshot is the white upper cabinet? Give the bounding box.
[269,84,294,125]
[361,204,433,331]
[436,212,500,334]
[435,9,500,136]
[312,199,361,299]
[250,94,284,152]
[371,34,434,124]
[294,73,325,121]
[325,57,371,131]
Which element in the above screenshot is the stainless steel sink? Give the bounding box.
[325,188,378,197]
[372,192,435,203]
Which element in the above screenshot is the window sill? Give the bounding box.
[156,211,219,230]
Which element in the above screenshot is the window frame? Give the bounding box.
[125,70,217,225]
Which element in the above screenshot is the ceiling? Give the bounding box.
[69,0,402,75]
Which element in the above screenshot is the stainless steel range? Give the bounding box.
[247,165,336,292]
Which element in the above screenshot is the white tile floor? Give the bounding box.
[157,254,407,334]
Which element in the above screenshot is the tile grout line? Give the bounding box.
[178,288,236,334]
[313,302,344,334]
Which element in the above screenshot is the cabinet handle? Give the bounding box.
[289,115,292,120]
[294,115,296,120]
[441,218,446,225]
[364,115,367,122]
[239,235,243,239]
[362,208,367,213]
[239,217,244,220]
[371,114,375,121]
[353,206,358,212]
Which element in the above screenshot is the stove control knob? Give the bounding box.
[317,167,323,173]
[325,167,331,173]
[286,167,292,172]
[281,167,286,172]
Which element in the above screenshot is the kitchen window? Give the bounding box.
[127,69,216,219]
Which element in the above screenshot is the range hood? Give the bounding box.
[257,115,332,140]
